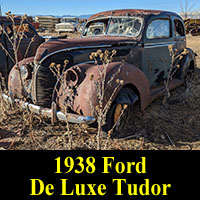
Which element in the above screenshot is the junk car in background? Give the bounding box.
[55,17,79,34]
[0,16,44,82]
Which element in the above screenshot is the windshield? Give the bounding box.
[62,19,78,23]
[83,16,143,37]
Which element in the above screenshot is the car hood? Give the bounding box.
[34,36,138,64]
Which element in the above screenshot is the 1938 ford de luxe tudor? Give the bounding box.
[6,9,197,132]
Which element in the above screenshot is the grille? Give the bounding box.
[35,53,73,108]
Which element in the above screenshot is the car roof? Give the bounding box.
[88,9,181,21]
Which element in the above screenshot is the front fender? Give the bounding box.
[57,62,150,117]
[8,57,35,98]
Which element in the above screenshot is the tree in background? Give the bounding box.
[180,0,196,19]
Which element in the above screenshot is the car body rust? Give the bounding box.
[7,9,197,125]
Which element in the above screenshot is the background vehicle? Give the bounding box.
[0,16,44,82]
[35,16,60,32]
[55,17,79,34]
[184,18,200,36]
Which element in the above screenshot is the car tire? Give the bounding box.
[102,87,138,137]
[184,70,195,89]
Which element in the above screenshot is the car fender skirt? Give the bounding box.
[179,48,197,79]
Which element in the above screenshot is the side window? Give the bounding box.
[146,19,170,39]
[174,19,185,37]
[87,22,105,36]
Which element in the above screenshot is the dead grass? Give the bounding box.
[0,34,200,150]
[187,35,200,66]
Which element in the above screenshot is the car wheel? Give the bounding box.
[184,70,195,89]
[103,87,138,137]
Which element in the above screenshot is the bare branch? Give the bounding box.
[180,0,196,19]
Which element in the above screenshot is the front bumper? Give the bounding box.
[2,93,96,125]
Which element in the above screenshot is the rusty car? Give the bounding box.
[5,9,197,133]
[0,16,44,83]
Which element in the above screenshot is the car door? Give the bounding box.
[142,17,174,88]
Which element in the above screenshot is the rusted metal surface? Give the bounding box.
[34,36,139,64]
[88,9,177,21]
[7,9,197,125]
[8,57,35,99]
[56,62,150,117]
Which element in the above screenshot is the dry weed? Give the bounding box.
[0,12,35,95]
[0,12,45,149]
[49,59,73,149]
[89,49,127,150]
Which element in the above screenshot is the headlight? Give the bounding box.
[65,69,78,87]
[20,65,29,80]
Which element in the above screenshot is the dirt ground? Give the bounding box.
[0,34,200,150]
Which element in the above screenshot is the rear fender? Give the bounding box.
[179,48,197,79]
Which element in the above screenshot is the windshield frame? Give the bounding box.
[82,16,144,38]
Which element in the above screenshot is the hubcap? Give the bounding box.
[114,104,123,124]
[113,104,128,128]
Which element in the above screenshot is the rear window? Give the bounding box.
[174,19,185,37]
